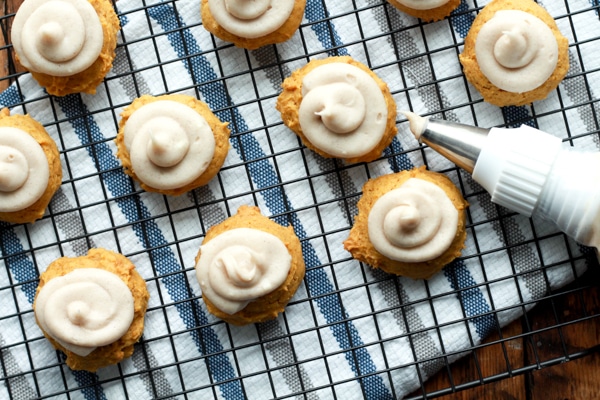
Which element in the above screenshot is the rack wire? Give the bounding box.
[1,0,600,399]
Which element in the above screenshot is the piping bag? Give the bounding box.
[403,112,600,254]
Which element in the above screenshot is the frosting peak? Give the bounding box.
[386,203,421,232]
[0,127,49,212]
[220,245,260,287]
[225,0,270,20]
[123,100,216,190]
[368,178,458,262]
[11,0,104,76]
[67,300,89,325]
[299,63,388,159]
[147,122,190,168]
[34,268,135,357]
[208,0,295,39]
[475,10,558,93]
[0,148,29,193]
[493,27,536,69]
[314,82,366,134]
[196,228,292,314]
[37,21,72,58]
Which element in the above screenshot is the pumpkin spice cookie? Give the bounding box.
[195,205,305,326]
[276,56,398,164]
[344,166,468,280]
[0,108,62,224]
[459,0,569,107]
[201,0,306,49]
[33,248,149,372]
[11,0,120,96]
[115,94,230,196]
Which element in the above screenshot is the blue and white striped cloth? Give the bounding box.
[1,0,598,398]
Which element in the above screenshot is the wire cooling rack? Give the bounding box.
[1,0,600,399]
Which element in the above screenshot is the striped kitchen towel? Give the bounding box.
[0,0,598,399]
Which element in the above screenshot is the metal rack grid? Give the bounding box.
[1,0,600,399]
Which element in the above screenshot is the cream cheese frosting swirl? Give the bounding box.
[34,268,135,357]
[11,0,104,76]
[0,127,49,212]
[208,0,295,39]
[388,0,450,10]
[196,227,292,315]
[368,178,458,263]
[299,63,388,159]
[122,100,216,190]
[475,10,558,93]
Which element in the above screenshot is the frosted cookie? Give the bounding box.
[459,0,569,107]
[0,108,62,224]
[11,0,120,96]
[33,248,149,372]
[115,94,230,196]
[276,56,398,164]
[344,166,468,279]
[387,0,461,22]
[195,205,305,326]
[201,0,306,50]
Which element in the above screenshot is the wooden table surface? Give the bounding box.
[2,0,600,398]
[415,264,600,399]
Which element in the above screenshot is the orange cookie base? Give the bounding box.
[115,94,230,196]
[387,0,461,22]
[33,249,149,372]
[196,205,305,326]
[344,166,468,280]
[200,0,306,50]
[0,108,62,224]
[19,0,120,96]
[276,56,398,164]
[459,0,569,107]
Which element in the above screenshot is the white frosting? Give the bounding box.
[402,111,429,141]
[0,127,49,213]
[35,268,135,357]
[208,0,295,39]
[299,63,388,159]
[389,0,450,10]
[368,178,459,263]
[11,0,104,76]
[196,227,292,314]
[123,100,216,190]
[475,10,558,93]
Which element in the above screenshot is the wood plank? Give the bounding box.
[526,266,600,400]
[420,265,600,399]
[413,317,525,399]
[529,353,600,400]
[0,0,26,91]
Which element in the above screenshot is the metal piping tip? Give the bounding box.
[402,112,491,174]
